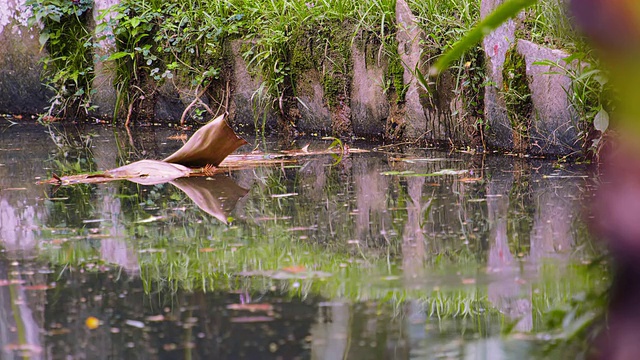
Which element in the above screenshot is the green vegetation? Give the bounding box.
[94,0,399,129]
[24,0,613,156]
[503,47,532,150]
[26,0,96,120]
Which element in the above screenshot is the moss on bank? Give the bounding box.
[502,47,533,152]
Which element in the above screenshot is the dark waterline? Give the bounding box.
[0,123,607,359]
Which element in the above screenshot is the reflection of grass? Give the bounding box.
[36,153,608,352]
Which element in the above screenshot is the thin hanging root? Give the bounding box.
[125,100,134,127]
[180,83,212,126]
[224,79,230,115]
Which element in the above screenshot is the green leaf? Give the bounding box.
[130,17,141,28]
[107,51,133,61]
[593,108,609,132]
[39,32,50,47]
[430,0,537,76]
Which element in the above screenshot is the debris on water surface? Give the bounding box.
[381,169,469,177]
[0,279,25,286]
[85,316,100,330]
[36,114,365,187]
[125,319,145,329]
[146,315,165,322]
[3,343,43,356]
[226,303,274,312]
[230,316,275,323]
[22,284,52,291]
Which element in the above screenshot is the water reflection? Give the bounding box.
[170,176,249,224]
[0,123,605,359]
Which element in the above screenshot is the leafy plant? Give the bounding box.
[26,0,96,119]
[535,54,614,154]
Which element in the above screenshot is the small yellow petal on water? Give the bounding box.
[85,316,100,330]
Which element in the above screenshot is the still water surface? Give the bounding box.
[0,123,607,359]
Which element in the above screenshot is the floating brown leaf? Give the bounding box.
[105,160,192,185]
[163,114,248,167]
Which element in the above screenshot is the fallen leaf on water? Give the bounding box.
[164,114,247,167]
[226,303,274,312]
[230,316,274,323]
[135,216,165,224]
[381,169,469,177]
[163,343,178,351]
[82,219,106,224]
[167,134,188,141]
[271,193,298,198]
[85,316,100,330]
[125,319,145,328]
[146,315,165,322]
[3,343,42,354]
[41,115,61,123]
[461,278,476,285]
[282,265,306,273]
[0,279,25,286]
[138,248,166,253]
[390,157,456,163]
[22,284,52,291]
[459,177,483,183]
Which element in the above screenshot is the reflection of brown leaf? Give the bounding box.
[164,114,247,167]
[226,303,274,312]
[169,175,249,224]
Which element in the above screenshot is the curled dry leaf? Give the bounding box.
[164,114,248,167]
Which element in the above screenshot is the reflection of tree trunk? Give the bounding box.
[0,198,41,255]
[404,300,425,358]
[486,169,532,332]
[299,160,327,202]
[354,159,390,246]
[403,177,426,279]
[310,303,350,360]
[529,175,574,261]
[0,261,43,359]
[93,136,140,274]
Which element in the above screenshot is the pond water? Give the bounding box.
[0,123,608,359]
